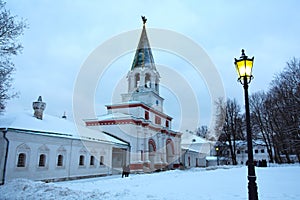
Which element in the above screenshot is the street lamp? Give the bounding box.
[215,147,219,166]
[234,49,258,200]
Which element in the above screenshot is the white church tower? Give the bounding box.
[85,17,182,172]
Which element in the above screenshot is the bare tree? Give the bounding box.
[215,98,243,165]
[0,0,27,111]
[250,58,300,164]
[196,125,208,138]
[250,91,275,163]
[268,58,300,163]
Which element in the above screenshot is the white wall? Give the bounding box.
[4,130,114,182]
[95,123,181,171]
[181,149,206,168]
[231,145,270,165]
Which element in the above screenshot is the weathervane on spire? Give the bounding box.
[141,16,147,25]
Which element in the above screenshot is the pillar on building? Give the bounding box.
[139,73,145,90]
[154,133,163,170]
[162,134,168,167]
[129,127,144,172]
[143,128,151,170]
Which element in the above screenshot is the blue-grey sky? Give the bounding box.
[5,0,300,131]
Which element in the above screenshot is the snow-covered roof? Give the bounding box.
[96,112,133,121]
[180,132,211,154]
[103,100,173,120]
[84,112,146,123]
[0,111,127,146]
[228,140,267,148]
[105,100,142,107]
[181,143,209,153]
[181,132,208,145]
[206,156,217,161]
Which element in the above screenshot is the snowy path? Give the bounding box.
[0,165,299,200]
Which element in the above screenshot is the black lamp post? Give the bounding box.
[215,147,219,165]
[234,49,258,200]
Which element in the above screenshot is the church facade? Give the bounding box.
[84,19,182,172]
[0,18,187,184]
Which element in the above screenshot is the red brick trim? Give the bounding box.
[173,163,180,168]
[85,119,181,137]
[106,103,173,120]
[154,163,163,169]
[143,162,150,168]
[130,163,143,170]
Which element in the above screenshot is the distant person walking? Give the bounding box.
[122,165,130,178]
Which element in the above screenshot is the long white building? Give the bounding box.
[0,97,129,184]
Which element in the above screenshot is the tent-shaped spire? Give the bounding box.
[131,16,156,70]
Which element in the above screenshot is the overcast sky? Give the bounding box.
[5,0,300,131]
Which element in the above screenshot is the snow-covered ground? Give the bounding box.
[1,165,299,200]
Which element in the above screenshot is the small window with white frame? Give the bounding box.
[57,154,64,167]
[79,148,87,167]
[16,143,30,169]
[17,153,26,167]
[38,154,46,167]
[37,144,49,168]
[56,146,66,168]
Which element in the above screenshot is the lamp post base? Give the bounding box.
[248,175,258,200]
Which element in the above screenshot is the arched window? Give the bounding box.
[79,155,85,166]
[145,73,151,88]
[38,154,46,167]
[16,143,30,168]
[149,139,156,152]
[17,153,26,167]
[56,146,66,167]
[57,154,63,167]
[100,156,104,166]
[37,144,49,168]
[90,156,95,166]
[135,73,140,88]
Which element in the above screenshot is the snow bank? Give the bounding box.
[1,165,299,200]
[0,179,110,200]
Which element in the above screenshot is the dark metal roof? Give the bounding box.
[131,23,156,70]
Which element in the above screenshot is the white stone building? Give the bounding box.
[84,19,182,172]
[0,97,129,184]
[219,140,271,166]
[235,141,271,165]
[180,133,210,168]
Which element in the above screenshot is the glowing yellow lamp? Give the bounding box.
[234,49,254,84]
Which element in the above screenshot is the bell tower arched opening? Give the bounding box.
[134,73,140,89]
[145,73,151,88]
